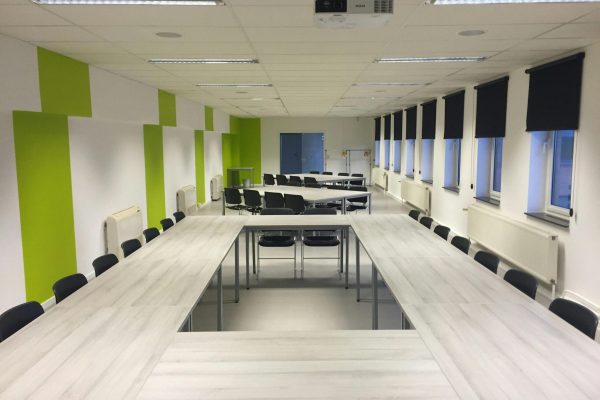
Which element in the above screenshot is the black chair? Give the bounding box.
[276,174,288,185]
[121,238,142,258]
[322,171,333,175]
[284,193,306,214]
[325,186,345,209]
[143,227,160,243]
[304,176,321,188]
[289,176,302,186]
[0,301,44,342]
[350,173,364,186]
[338,172,349,176]
[263,173,275,185]
[419,216,433,229]
[549,298,598,339]
[408,210,420,221]
[301,208,340,279]
[346,186,368,212]
[224,188,245,214]
[305,183,322,189]
[173,211,185,222]
[160,218,175,231]
[309,170,320,174]
[92,253,119,277]
[451,236,470,255]
[474,251,499,274]
[503,269,538,299]
[243,189,263,215]
[265,191,285,208]
[53,273,88,304]
[257,208,297,279]
[433,225,450,240]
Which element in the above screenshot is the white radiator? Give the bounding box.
[371,168,387,190]
[401,180,430,214]
[211,175,223,201]
[468,205,558,286]
[177,185,197,215]
[105,206,143,259]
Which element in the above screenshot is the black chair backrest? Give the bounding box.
[121,238,142,258]
[433,225,450,240]
[304,176,318,185]
[451,236,470,254]
[348,186,368,204]
[276,174,288,185]
[284,194,305,214]
[143,227,160,243]
[549,298,598,339]
[503,269,538,299]
[322,171,333,175]
[338,172,349,176]
[53,273,88,304]
[0,301,44,343]
[474,251,499,274]
[265,191,285,208]
[92,253,119,277]
[161,218,175,232]
[243,189,262,208]
[173,211,185,222]
[408,210,420,221]
[287,180,301,187]
[309,170,320,174]
[350,173,363,185]
[304,208,337,215]
[260,208,294,215]
[305,183,321,188]
[351,173,363,177]
[263,173,275,185]
[224,187,242,205]
[419,216,433,229]
[289,176,302,183]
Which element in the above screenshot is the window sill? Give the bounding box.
[421,179,433,185]
[393,169,401,174]
[405,174,414,180]
[525,212,570,228]
[474,196,500,207]
[443,186,460,194]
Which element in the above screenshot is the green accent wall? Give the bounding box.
[158,90,177,127]
[13,111,77,302]
[37,47,92,117]
[143,125,166,229]
[222,133,240,188]
[195,130,206,203]
[204,106,214,131]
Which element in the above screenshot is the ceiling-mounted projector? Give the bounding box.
[315,0,393,29]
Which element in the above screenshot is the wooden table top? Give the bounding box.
[240,185,371,203]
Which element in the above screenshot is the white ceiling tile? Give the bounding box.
[85,26,247,43]
[539,23,600,40]
[233,6,314,27]
[0,5,71,26]
[513,38,599,51]
[0,26,99,42]
[31,41,127,55]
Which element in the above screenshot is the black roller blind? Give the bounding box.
[383,114,391,140]
[406,106,417,140]
[526,53,584,132]
[421,100,437,139]
[443,90,465,139]
[374,118,381,140]
[394,111,403,140]
[475,77,509,138]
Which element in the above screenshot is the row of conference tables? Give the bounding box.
[1,214,600,399]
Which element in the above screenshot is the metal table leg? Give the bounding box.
[222,192,226,216]
[345,227,349,289]
[245,229,250,290]
[234,237,239,302]
[356,236,361,302]
[252,230,256,274]
[372,263,378,330]
[340,228,344,274]
[342,198,346,215]
[217,266,223,331]
[368,193,372,214]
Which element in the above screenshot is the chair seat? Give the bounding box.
[346,204,367,211]
[303,236,340,246]
[227,204,246,211]
[258,236,295,247]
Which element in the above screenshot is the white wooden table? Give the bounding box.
[288,173,366,185]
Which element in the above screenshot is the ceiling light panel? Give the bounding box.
[375,56,486,63]
[33,0,223,4]
[148,58,259,64]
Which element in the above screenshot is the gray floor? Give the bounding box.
[191,187,412,332]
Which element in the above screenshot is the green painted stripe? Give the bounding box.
[13,111,77,303]
[204,106,214,131]
[195,130,206,203]
[143,124,166,229]
[158,89,177,127]
[37,47,92,117]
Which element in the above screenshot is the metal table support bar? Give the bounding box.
[372,263,378,330]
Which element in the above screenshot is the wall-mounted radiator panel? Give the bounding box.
[177,185,197,215]
[371,168,387,190]
[105,206,143,259]
[401,180,430,214]
[211,175,223,201]
[468,205,558,285]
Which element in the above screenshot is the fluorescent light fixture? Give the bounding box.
[148,58,258,64]
[353,82,425,86]
[32,0,222,4]
[375,56,486,63]
[429,0,600,3]
[196,83,272,88]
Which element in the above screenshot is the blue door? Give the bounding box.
[280,133,324,174]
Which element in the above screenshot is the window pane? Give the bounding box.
[375,140,380,166]
[384,140,390,169]
[406,140,415,176]
[394,140,401,172]
[550,130,574,209]
[457,140,462,186]
[492,137,503,192]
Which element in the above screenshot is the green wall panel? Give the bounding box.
[158,89,177,127]
[37,47,92,117]
[13,111,77,303]
[239,118,262,184]
[205,106,214,131]
[195,130,206,203]
[229,115,241,134]
[143,125,166,230]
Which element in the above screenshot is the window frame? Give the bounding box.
[420,138,434,183]
[545,130,576,218]
[393,139,401,173]
[374,140,381,167]
[489,137,503,200]
[444,138,461,190]
[406,139,415,178]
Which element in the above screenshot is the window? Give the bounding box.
[548,130,575,214]
[421,139,434,183]
[444,139,461,190]
[490,137,503,197]
[475,137,503,205]
[393,139,401,172]
[374,140,380,167]
[384,140,390,170]
[406,139,415,177]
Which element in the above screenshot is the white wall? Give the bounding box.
[163,127,195,216]
[203,131,223,201]
[176,97,204,130]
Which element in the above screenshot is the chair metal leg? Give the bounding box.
[256,243,260,280]
[301,237,304,279]
[293,239,297,279]
[252,231,256,274]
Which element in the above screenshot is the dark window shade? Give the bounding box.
[421,100,437,139]
[526,53,584,132]
[406,106,417,140]
[475,77,509,138]
[444,90,465,139]
[374,118,381,141]
[394,111,402,140]
[383,114,391,140]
